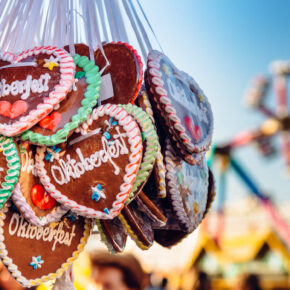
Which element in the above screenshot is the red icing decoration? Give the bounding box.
[39,112,62,131]
[184,116,202,142]
[0,100,28,119]
[31,184,56,210]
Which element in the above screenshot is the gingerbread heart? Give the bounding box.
[0,203,91,287]
[20,54,101,146]
[119,201,154,250]
[0,136,20,208]
[0,46,75,136]
[147,50,213,155]
[164,139,209,232]
[12,142,67,226]
[66,42,143,105]
[136,88,166,198]
[121,104,158,202]
[36,104,143,219]
[96,218,128,253]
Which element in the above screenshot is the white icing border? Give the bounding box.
[12,183,68,227]
[0,202,92,287]
[164,139,208,232]
[0,46,75,136]
[35,104,143,219]
[147,50,214,154]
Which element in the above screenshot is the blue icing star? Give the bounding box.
[110,117,117,126]
[45,152,52,162]
[67,212,77,221]
[104,208,109,215]
[30,255,44,270]
[104,131,111,140]
[91,184,106,202]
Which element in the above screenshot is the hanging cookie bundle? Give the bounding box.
[0,1,215,288]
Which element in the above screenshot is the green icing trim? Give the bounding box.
[20,55,101,146]
[0,136,20,208]
[121,104,158,202]
[95,220,116,254]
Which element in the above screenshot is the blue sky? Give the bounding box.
[141,0,290,204]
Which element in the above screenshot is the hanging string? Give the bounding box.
[112,0,129,43]
[105,0,119,41]
[136,0,163,52]
[96,0,109,42]
[128,0,152,53]
[122,0,147,60]
[85,0,95,61]
[68,0,75,55]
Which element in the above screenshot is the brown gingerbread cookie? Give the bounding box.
[96,217,127,253]
[36,104,143,219]
[20,54,101,146]
[12,142,67,226]
[65,42,143,105]
[135,191,167,227]
[0,46,75,136]
[146,50,213,157]
[164,139,209,232]
[0,203,91,287]
[119,201,154,250]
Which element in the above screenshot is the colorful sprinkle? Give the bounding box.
[30,255,44,270]
[75,71,85,79]
[43,56,59,71]
[104,131,111,140]
[104,208,109,215]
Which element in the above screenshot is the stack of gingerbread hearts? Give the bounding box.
[0,42,215,287]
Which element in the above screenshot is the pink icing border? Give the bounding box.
[12,183,68,227]
[0,46,75,136]
[35,104,143,219]
[147,50,213,154]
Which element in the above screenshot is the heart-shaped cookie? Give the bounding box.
[12,142,67,226]
[66,42,143,105]
[96,218,128,253]
[121,104,158,202]
[36,104,143,219]
[119,201,154,250]
[136,89,166,198]
[0,136,20,208]
[20,54,101,146]
[0,203,91,287]
[147,50,213,155]
[164,139,209,232]
[0,46,75,136]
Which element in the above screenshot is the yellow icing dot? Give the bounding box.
[162,64,169,75]
[193,202,199,213]
[197,93,204,102]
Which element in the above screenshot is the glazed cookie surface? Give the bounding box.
[0,46,75,136]
[36,104,143,219]
[165,140,209,232]
[20,54,101,146]
[147,50,213,154]
[12,142,67,226]
[0,203,91,287]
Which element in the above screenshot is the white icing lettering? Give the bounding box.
[8,213,76,251]
[51,126,129,185]
[0,73,51,100]
[21,150,37,176]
